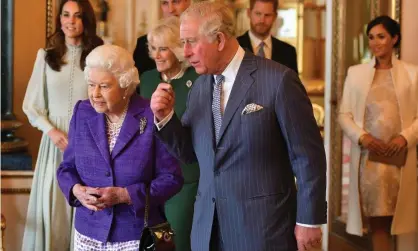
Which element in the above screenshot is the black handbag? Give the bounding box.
[139,186,176,251]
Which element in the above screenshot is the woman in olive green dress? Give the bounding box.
[139,16,199,251]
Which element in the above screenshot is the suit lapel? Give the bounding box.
[271,37,280,62]
[111,97,144,160]
[242,32,254,53]
[88,113,111,166]
[217,53,256,145]
[391,58,410,127]
[356,60,375,125]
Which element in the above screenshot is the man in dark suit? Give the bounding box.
[132,0,191,75]
[151,2,326,251]
[237,0,298,73]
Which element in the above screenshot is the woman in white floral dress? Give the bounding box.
[21,1,102,250]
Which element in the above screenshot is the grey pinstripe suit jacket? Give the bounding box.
[157,52,327,251]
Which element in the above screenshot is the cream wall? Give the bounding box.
[400,0,418,64]
[398,1,418,250]
[106,0,160,51]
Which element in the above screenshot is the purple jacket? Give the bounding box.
[57,95,183,243]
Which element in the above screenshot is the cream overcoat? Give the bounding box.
[338,57,418,236]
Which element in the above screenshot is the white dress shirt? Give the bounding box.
[215,46,245,113]
[248,30,273,60]
[155,46,320,228]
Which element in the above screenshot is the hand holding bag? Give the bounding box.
[368,148,408,167]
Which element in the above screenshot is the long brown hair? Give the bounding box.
[45,0,103,71]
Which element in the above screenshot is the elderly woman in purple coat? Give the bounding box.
[57,44,183,250]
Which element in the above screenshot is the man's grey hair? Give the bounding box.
[84,44,140,95]
[181,1,235,42]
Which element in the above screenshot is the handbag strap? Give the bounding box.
[144,133,157,228]
[144,185,150,228]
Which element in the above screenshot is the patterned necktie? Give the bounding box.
[212,75,224,143]
[257,41,265,58]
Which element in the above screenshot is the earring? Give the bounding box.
[123,96,126,100]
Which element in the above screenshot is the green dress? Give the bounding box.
[140,67,199,251]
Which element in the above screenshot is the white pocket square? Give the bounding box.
[241,103,263,115]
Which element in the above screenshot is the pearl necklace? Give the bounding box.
[105,105,128,152]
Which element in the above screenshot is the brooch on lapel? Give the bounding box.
[139,117,147,134]
[186,80,193,88]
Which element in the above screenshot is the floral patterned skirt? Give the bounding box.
[74,229,140,251]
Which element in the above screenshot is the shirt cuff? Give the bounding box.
[296,223,321,228]
[37,116,55,134]
[154,110,174,131]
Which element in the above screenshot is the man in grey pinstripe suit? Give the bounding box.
[150,2,326,251]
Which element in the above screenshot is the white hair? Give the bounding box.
[181,2,235,42]
[147,16,189,67]
[84,44,140,95]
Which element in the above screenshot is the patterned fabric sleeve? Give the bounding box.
[22,49,54,133]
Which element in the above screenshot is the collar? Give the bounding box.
[214,46,245,83]
[161,67,186,82]
[248,30,272,49]
[368,53,400,69]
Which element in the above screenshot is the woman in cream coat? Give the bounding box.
[339,16,418,251]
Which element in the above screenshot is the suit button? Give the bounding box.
[214,170,220,176]
[105,171,111,177]
[212,198,215,203]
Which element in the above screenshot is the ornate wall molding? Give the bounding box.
[1,170,33,178]
[1,170,33,251]
[393,0,401,22]
[46,0,55,39]
[1,171,33,194]
[1,188,31,194]
[371,0,380,18]
[328,0,344,226]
